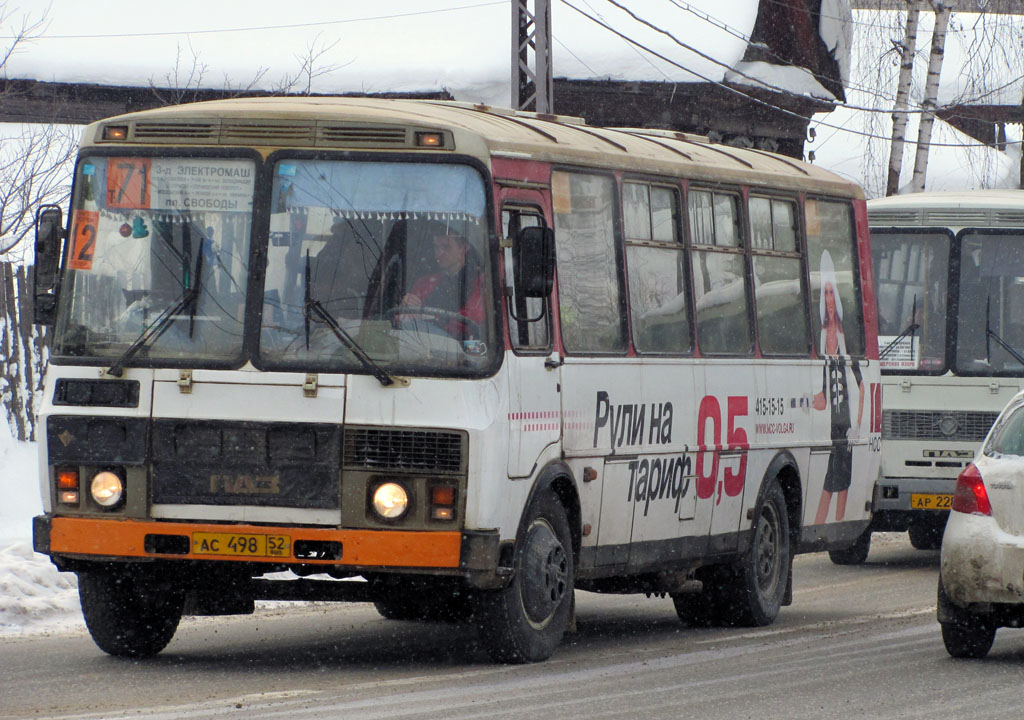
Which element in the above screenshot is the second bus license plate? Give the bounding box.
[192,532,291,558]
[910,493,953,510]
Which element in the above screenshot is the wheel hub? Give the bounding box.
[755,505,781,593]
[521,519,569,626]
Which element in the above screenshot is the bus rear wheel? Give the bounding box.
[715,479,791,627]
[828,527,872,565]
[78,565,184,658]
[474,491,574,663]
[909,517,946,550]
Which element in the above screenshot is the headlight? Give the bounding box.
[90,470,124,508]
[372,482,409,520]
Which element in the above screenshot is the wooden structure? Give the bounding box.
[3,0,851,160]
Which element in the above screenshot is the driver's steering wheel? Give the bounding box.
[386,305,482,340]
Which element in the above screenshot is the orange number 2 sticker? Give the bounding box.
[106,158,151,209]
[70,210,99,270]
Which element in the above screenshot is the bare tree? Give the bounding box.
[274,34,349,95]
[0,124,76,262]
[0,1,48,95]
[0,2,74,262]
[0,2,66,441]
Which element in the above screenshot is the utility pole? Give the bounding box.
[511,0,553,113]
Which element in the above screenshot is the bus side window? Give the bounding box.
[502,206,550,351]
[749,196,809,355]
[688,188,752,355]
[552,171,627,354]
[624,182,691,354]
[806,198,864,356]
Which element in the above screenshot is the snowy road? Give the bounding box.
[2,534,1021,720]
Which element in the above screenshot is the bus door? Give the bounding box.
[626,362,705,566]
[501,196,561,479]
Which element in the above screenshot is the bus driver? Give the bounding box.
[400,232,484,338]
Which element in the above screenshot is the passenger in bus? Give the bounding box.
[813,250,865,524]
[399,232,484,338]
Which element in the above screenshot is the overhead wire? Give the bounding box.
[559,0,1022,149]
[4,2,507,40]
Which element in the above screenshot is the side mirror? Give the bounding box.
[513,226,555,299]
[34,204,65,326]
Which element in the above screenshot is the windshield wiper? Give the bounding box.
[985,295,1024,367]
[879,294,920,360]
[106,239,205,377]
[303,252,401,387]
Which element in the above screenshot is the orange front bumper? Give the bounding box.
[44,516,463,568]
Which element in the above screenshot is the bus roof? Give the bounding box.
[81,96,861,199]
[868,189,1024,228]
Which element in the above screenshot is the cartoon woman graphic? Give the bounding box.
[813,250,864,524]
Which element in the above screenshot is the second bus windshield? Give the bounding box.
[872,229,1024,376]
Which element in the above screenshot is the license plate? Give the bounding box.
[910,493,953,510]
[192,532,291,558]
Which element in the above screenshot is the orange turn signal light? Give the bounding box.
[56,467,79,490]
[431,485,455,506]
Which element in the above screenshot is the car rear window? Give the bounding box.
[988,403,1024,457]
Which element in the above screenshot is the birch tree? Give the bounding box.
[910,1,951,192]
[886,0,923,196]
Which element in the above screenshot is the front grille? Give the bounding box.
[344,428,464,473]
[883,410,999,442]
[151,420,341,508]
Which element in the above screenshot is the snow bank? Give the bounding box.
[0,540,83,636]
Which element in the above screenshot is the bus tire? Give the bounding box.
[828,527,871,565]
[474,491,574,663]
[78,565,184,658]
[671,566,728,627]
[909,517,945,550]
[374,590,474,623]
[717,479,791,627]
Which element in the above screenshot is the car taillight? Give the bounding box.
[952,463,992,516]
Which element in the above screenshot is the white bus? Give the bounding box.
[850,189,1024,562]
[31,97,881,662]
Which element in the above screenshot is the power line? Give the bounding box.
[5,2,506,40]
[678,0,1024,110]
[560,0,1022,149]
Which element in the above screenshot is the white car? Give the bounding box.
[938,390,1024,658]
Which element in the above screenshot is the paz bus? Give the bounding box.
[845,189,1024,562]
[31,97,880,662]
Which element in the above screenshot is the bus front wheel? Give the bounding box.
[474,491,574,663]
[78,565,184,657]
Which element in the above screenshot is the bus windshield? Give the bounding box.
[956,230,1024,376]
[52,155,255,365]
[257,159,496,375]
[871,231,949,373]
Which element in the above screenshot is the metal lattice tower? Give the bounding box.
[512,0,552,113]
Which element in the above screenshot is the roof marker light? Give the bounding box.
[415,131,444,148]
